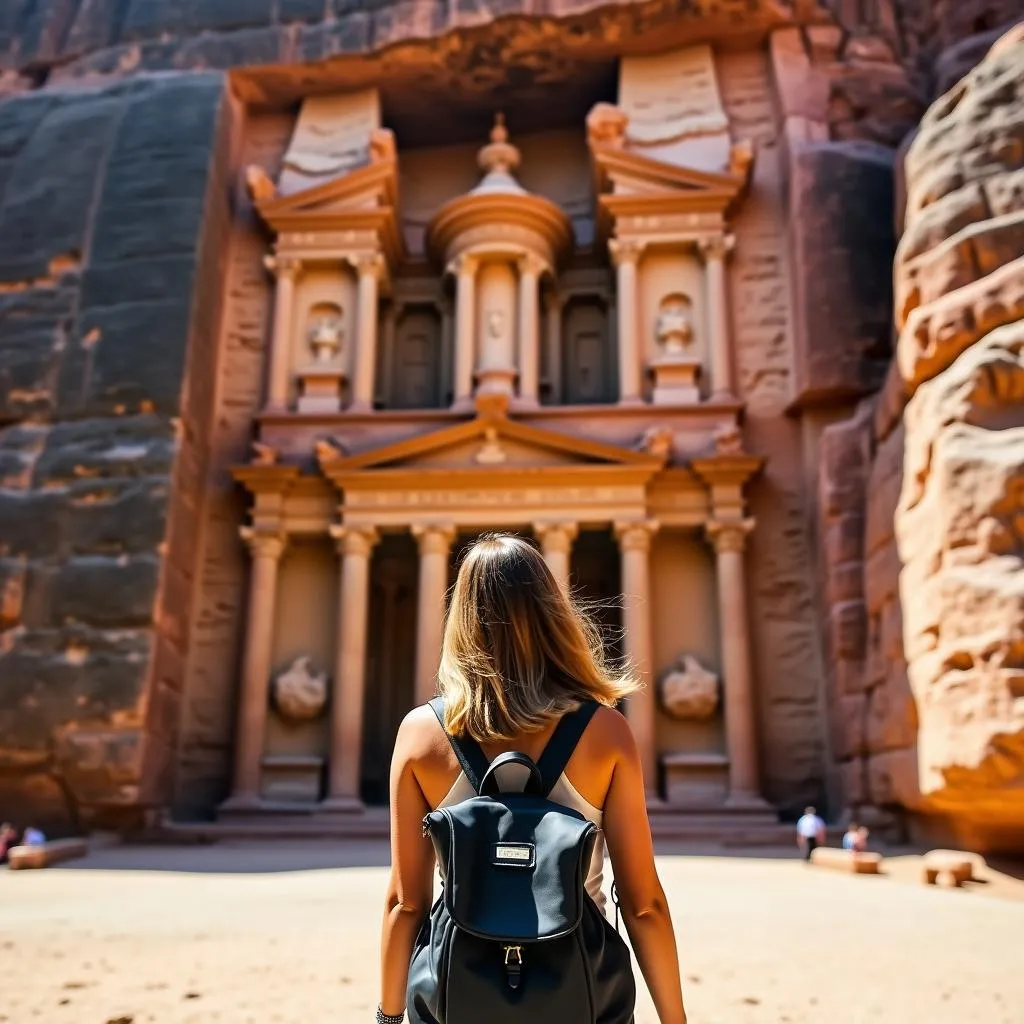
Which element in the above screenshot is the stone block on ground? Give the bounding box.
[810,846,883,874]
[7,837,88,869]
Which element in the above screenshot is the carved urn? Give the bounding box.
[272,656,328,721]
[659,654,720,720]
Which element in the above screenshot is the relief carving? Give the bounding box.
[656,293,696,355]
[272,656,328,722]
[307,303,344,364]
[660,654,720,720]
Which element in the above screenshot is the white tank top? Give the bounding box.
[436,764,607,912]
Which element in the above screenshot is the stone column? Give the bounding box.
[264,255,301,411]
[545,291,563,404]
[412,524,456,706]
[451,253,479,410]
[615,520,659,795]
[225,526,287,807]
[516,253,544,407]
[706,517,761,805]
[324,524,379,808]
[349,253,384,412]
[698,234,736,399]
[534,521,577,591]
[609,240,643,405]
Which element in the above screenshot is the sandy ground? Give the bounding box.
[2,842,1023,1024]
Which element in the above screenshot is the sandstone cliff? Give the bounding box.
[824,25,1024,851]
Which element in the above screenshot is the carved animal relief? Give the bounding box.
[273,656,328,722]
[660,654,720,720]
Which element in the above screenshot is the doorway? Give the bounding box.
[570,528,624,670]
[361,533,418,804]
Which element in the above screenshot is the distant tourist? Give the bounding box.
[796,806,826,861]
[0,822,17,864]
[842,822,860,851]
[856,825,870,852]
[21,825,45,847]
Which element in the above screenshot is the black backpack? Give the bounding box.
[407,697,636,1024]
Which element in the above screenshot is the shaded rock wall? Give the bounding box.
[822,26,1024,850]
[0,73,232,831]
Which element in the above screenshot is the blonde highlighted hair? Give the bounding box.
[437,534,638,741]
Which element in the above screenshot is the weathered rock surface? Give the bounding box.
[823,25,1024,852]
[0,73,228,831]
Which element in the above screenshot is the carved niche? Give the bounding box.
[390,304,442,409]
[272,656,328,722]
[659,654,720,720]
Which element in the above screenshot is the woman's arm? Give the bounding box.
[379,712,436,1017]
[602,711,688,1024]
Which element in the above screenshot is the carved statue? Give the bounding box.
[475,427,508,465]
[245,165,277,202]
[308,312,344,363]
[314,437,347,466]
[714,422,744,455]
[638,425,673,461]
[660,654,720,720]
[586,103,629,149]
[250,441,278,466]
[656,294,695,355]
[486,309,505,340]
[272,656,328,722]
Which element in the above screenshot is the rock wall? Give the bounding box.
[822,25,1024,851]
[0,74,232,831]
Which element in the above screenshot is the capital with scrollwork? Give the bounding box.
[329,523,380,558]
[447,252,481,279]
[239,525,288,561]
[608,238,644,267]
[346,252,386,279]
[517,252,548,279]
[411,523,457,556]
[705,517,754,554]
[697,234,736,263]
[533,521,579,555]
[263,254,303,279]
[613,519,659,552]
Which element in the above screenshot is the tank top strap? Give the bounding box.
[428,697,489,794]
[535,700,600,797]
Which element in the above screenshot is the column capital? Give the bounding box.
[697,233,736,263]
[448,252,481,278]
[533,521,578,554]
[517,252,548,278]
[411,523,457,555]
[347,252,386,278]
[329,523,380,557]
[239,525,287,560]
[614,519,659,551]
[706,517,755,553]
[263,253,302,279]
[609,238,644,267]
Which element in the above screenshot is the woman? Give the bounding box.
[378,534,688,1024]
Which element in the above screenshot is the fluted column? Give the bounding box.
[706,517,761,804]
[534,521,577,591]
[698,234,736,399]
[615,519,659,796]
[517,253,544,407]
[610,240,643,405]
[225,527,287,807]
[324,524,379,807]
[264,255,301,411]
[451,253,479,410]
[412,524,456,706]
[349,253,384,412]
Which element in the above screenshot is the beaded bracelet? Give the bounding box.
[376,1007,404,1023]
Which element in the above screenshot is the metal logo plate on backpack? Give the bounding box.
[492,842,535,868]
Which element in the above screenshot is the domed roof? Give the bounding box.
[425,114,573,268]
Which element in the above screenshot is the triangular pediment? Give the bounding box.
[319,416,663,476]
[255,159,398,226]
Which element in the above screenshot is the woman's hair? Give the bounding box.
[437,533,638,741]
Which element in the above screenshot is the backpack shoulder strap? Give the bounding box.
[428,696,489,795]
[535,700,600,797]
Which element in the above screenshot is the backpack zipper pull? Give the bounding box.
[503,945,523,990]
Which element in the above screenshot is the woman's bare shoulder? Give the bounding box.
[394,704,449,762]
[583,704,638,764]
